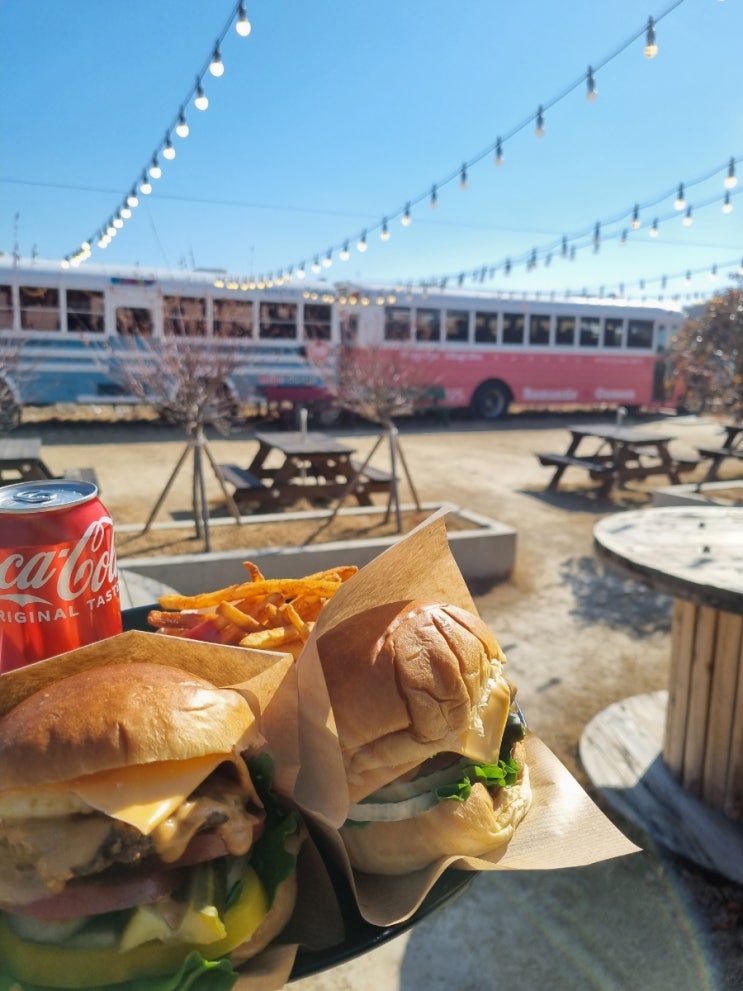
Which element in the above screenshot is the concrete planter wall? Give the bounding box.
[118,503,516,596]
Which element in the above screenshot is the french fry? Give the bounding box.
[151,562,358,657]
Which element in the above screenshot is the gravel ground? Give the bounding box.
[14,404,743,991]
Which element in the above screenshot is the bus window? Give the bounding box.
[259,302,297,339]
[66,289,104,334]
[20,287,60,331]
[214,298,253,338]
[445,310,469,342]
[555,316,575,345]
[603,317,623,347]
[385,306,411,341]
[529,314,550,345]
[627,319,654,349]
[474,312,498,344]
[116,307,153,336]
[163,296,206,336]
[416,308,440,342]
[304,303,332,340]
[579,316,600,347]
[0,286,12,329]
[502,312,525,345]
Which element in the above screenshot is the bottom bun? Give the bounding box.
[340,762,531,875]
[231,870,298,965]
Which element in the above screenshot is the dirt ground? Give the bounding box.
[14,404,743,989]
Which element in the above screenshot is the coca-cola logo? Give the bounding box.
[0,516,118,608]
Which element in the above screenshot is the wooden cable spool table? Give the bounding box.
[583,506,743,880]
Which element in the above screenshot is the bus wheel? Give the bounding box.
[472,380,511,420]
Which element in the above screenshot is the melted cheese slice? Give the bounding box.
[0,753,235,834]
[459,672,511,763]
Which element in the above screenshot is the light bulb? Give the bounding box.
[586,67,597,101]
[683,206,693,226]
[357,231,368,252]
[643,17,658,58]
[380,219,390,241]
[430,185,438,208]
[162,137,176,160]
[494,137,504,166]
[631,205,641,230]
[120,206,132,219]
[674,184,685,210]
[148,156,162,179]
[649,219,659,237]
[140,174,152,195]
[113,216,124,230]
[459,164,468,190]
[535,106,545,138]
[296,265,306,279]
[401,203,411,226]
[194,83,209,111]
[724,157,737,189]
[322,251,332,268]
[311,257,321,274]
[175,112,189,138]
[339,242,350,261]
[126,190,139,208]
[236,3,252,36]
[209,47,224,77]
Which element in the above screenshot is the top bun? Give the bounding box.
[316,600,509,796]
[0,662,254,790]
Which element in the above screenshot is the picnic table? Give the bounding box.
[582,506,743,881]
[537,423,700,496]
[696,421,743,484]
[0,437,98,490]
[218,430,392,511]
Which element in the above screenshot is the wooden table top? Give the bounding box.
[569,424,674,445]
[0,436,42,459]
[254,431,355,456]
[594,506,743,614]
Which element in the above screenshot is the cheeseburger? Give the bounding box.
[316,600,531,874]
[0,662,299,989]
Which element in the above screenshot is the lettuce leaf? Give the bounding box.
[435,755,521,802]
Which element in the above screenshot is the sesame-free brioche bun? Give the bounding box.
[316,600,513,799]
[0,662,254,791]
[340,741,531,874]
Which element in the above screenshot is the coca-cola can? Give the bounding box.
[0,479,122,672]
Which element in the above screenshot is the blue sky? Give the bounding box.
[1,0,741,300]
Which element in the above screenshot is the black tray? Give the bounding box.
[122,605,473,980]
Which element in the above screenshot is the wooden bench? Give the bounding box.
[696,446,743,484]
[217,463,283,511]
[537,452,614,485]
[217,464,266,491]
[350,459,393,488]
[62,467,101,490]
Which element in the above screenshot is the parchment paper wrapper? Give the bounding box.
[291,511,641,927]
[0,630,344,991]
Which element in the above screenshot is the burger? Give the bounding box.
[0,662,300,990]
[316,600,532,874]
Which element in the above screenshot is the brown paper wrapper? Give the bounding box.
[291,511,640,927]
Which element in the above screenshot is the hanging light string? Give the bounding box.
[466,255,743,303]
[62,1,252,267]
[417,155,741,288]
[263,0,688,283]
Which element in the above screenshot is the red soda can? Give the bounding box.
[0,479,122,672]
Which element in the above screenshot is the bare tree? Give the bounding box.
[0,338,25,435]
[97,336,244,550]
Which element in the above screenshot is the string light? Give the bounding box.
[380,218,390,241]
[535,106,545,138]
[401,203,412,226]
[208,46,225,77]
[683,205,693,226]
[631,204,641,230]
[674,183,685,210]
[148,156,162,180]
[643,17,658,58]
[194,82,209,111]
[459,164,468,190]
[139,173,152,195]
[725,157,737,189]
[649,218,659,237]
[430,185,438,208]
[162,136,176,161]
[357,230,368,252]
[236,2,252,36]
[322,250,332,268]
[494,137,504,166]
[723,191,733,213]
[175,111,189,139]
[339,241,350,261]
[586,66,597,101]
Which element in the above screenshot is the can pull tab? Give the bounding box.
[14,488,58,505]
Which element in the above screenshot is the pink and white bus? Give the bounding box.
[335,283,684,419]
[0,260,684,423]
